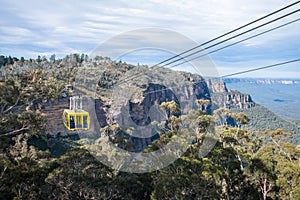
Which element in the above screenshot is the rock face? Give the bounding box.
[91,71,256,151]
[206,80,228,93]
[75,62,255,151]
[129,81,211,126]
[122,80,211,151]
[207,80,254,109]
[107,72,212,151]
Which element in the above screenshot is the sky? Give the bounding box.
[0,0,300,78]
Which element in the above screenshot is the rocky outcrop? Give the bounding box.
[107,72,212,152]
[91,72,255,151]
[206,79,228,93]
[207,80,255,109]
[67,61,256,151]
[128,80,211,126]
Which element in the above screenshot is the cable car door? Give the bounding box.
[70,116,75,129]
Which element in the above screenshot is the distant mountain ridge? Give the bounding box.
[224,77,300,121]
[224,78,300,85]
[212,79,300,144]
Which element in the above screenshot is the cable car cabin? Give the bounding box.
[63,109,90,131]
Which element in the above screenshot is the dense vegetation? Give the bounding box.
[231,104,300,144]
[0,54,300,199]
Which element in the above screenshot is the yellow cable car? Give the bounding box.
[63,96,90,131]
[62,109,90,130]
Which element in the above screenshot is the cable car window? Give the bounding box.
[76,116,82,128]
[83,116,88,128]
[70,116,75,129]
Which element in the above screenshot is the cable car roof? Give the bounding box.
[63,109,89,114]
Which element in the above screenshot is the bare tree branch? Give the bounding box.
[3,91,23,114]
[0,166,7,179]
[0,126,29,138]
[270,137,293,162]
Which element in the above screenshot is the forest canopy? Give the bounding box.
[0,54,299,199]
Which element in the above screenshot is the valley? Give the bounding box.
[224,78,300,120]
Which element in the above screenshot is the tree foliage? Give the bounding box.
[0,55,299,199]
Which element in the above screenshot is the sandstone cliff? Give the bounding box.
[206,80,254,109]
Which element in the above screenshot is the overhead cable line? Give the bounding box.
[141,59,300,96]
[160,8,300,68]
[220,59,300,78]
[169,17,300,68]
[116,2,300,85]
[153,0,300,68]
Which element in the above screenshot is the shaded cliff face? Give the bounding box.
[76,62,254,151]
[90,67,212,151]
[129,79,253,121]
[129,83,180,126]
[115,79,212,152]
[129,80,211,126]
[207,80,254,109]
